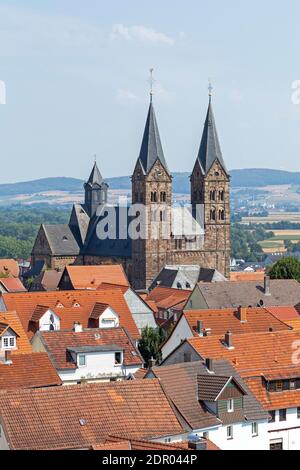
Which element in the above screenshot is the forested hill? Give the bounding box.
[0,168,300,196]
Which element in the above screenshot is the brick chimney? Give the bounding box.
[196,320,204,335]
[225,330,233,349]
[4,350,12,365]
[237,306,247,323]
[264,275,271,296]
[73,322,83,333]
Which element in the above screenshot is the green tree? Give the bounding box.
[269,256,300,281]
[138,326,165,366]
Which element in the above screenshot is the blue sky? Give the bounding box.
[1,1,300,183]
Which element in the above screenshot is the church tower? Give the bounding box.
[84,162,108,218]
[131,95,172,290]
[190,91,230,277]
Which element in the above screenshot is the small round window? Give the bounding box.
[215,171,220,176]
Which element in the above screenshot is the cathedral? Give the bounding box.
[31,93,230,289]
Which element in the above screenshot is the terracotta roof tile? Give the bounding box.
[0,379,184,450]
[0,352,61,390]
[146,286,190,308]
[229,272,265,282]
[63,265,129,289]
[0,259,19,278]
[183,307,292,337]
[0,278,26,292]
[1,289,140,340]
[37,327,143,370]
[0,311,32,354]
[265,306,300,321]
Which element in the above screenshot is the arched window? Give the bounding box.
[219,190,225,201]
[210,208,216,221]
[160,191,166,202]
[219,209,225,221]
[210,190,216,201]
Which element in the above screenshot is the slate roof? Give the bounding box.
[0,379,184,450]
[192,279,300,309]
[148,360,268,430]
[36,327,143,370]
[149,265,225,291]
[197,375,246,401]
[42,224,80,256]
[69,203,90,246]
[0,352,62,390]
[86,162,103,186]
[196,99,228,176]
[137,102,170,175]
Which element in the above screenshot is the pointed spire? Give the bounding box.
[137,101,170,175]
[86,161,103,186]
[197,96,228,176]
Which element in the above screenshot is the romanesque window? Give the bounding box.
[151,192,157,202]
[219,190,225,201]
[219,209,225,221]
[210,208,216,221]
[160,191,166,202]
[209,190,216,201]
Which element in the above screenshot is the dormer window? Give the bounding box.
[227,399,234,413]
[78,354,86,367]
[2,336,16,349]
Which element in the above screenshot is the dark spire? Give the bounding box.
[137,101,170,176]
[197,98,228,176]
[86,161,103,187]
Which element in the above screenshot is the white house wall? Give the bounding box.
[268,407,300,450]
[124,289,156,331]
[161,316,193,360]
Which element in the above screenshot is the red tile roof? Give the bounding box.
[183,307,292,337]
[0,379,184,450]
[145,286,190,311]
[62,265,129,289]
[265,306,300,322]
[0,311,32,354]
[0,352,61,390]
[37,327,143,370]
[229,272,265,282]
[0,278,26,292]
[1,289,140,340]
[92,436,199,451]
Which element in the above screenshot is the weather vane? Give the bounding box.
[149,68,155,101]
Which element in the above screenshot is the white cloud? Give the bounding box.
[111,24,175,46]
[115,89,139,103]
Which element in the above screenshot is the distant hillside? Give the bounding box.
[0,168,300,197]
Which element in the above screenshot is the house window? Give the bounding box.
[115,352,122,365]
[270,439,283,450]
[290,379,296,390]
[78,354,86,367]
[227,399,234,413]
[251,422,258,437]
[279,409,286,422]
[276,381,283,392]
[227,426,233,440]
[269,410,276,422]
[2,336,16,349]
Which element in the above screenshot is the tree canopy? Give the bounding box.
[269,256,300,282]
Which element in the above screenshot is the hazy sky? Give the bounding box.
[1,1,300,183]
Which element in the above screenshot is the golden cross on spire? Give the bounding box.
[149,68,155,102]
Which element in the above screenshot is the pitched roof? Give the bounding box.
[193,279,300,309]
[36,327,143,370]
[0,278,26,292]
[0,352,61,390]
[196,99,228,176]
[42,224,80,256]
[244,376,300,410]
[0,311,32,354]
[149,265,226,291]
[149,360,268,430]
[146,286,190,310]
[1,288,140,340]
[265,306,300,322]
[187,330,300,379]
[137,102,170,175]
[0,379,184,450]
[30,270,63,292]
[0,259,19,278]
[229,272,265,282]
[92,436,196,451]
[197,375,246,401]
[61,265,129,289]
[183,307,291,337]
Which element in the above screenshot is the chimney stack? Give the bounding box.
[187,434,207,451]
[264,276,271,296]
[225,330,233,349]
[196,320,204,335]
[4,350,12,365]
[73,322,83,333]
[237,306,247,323]
[148,357,156,369]
[205,358,214,372]
[203,328,212,337]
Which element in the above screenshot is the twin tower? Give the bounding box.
[83,94,230,290]
[130,94,230,289]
